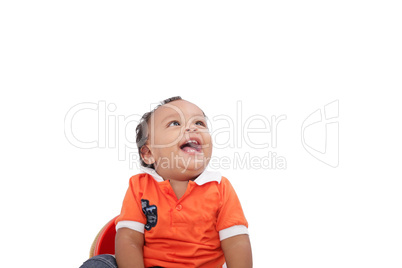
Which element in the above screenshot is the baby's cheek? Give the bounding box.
[166,133,185,145]
[155,135,180,148]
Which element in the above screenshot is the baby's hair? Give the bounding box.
[136,96,183,169]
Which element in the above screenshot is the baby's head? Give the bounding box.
[136,96,213,181]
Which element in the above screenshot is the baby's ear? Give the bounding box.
[140,145,155,165]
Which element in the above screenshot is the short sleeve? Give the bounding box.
[115,175,146,233]
[216,177,249,240]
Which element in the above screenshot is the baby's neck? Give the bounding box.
[168,179,189,200]
[154,167,205,199]
[155,167,203,182]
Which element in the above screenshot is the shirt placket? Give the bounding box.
[164,181,196,226]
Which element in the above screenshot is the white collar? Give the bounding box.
[140,166,221,185]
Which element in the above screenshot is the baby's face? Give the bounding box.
[144,100,213,180]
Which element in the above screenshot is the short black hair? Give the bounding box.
[136,96,183,169]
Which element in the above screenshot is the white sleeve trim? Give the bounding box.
[115,220,144,234]
[219,225,249,241]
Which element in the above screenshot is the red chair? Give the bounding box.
[89,216,119,258]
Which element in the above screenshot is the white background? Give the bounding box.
[1,1,401,267]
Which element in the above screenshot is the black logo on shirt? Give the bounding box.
[141,199,157,231]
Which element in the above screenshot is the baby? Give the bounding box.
[81,96,252,268]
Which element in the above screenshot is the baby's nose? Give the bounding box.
[185,126,198,132]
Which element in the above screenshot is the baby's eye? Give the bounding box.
[195,121,206,127]
[168,121,180,127]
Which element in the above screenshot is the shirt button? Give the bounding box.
[176,204,183,211]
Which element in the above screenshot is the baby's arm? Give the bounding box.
[221,234,252,268]
[115,227,145,268]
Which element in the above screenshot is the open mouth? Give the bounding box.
[180,139,202,153]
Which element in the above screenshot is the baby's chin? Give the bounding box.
[179,162,208,175]
[155,158,210,181]
[168,158,208,179]
[176,169,206,181]
[179,155,210,173]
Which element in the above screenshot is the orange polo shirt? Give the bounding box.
[115,167,248,268]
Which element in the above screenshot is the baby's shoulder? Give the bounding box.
[128,173,156,186]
